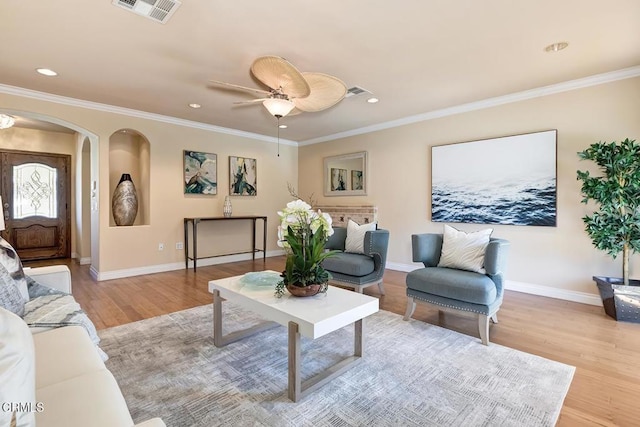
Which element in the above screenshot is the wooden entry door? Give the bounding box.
[0,150,71,261]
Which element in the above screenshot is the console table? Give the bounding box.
[183,216,267,271]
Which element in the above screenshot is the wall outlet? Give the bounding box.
[158,243,164,251]
[176,242,184,250]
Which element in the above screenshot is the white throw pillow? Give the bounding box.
[0,307,36,427]
[345,219,377,254]
[437,225,493,274]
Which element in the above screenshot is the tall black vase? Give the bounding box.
[112,173,138,226]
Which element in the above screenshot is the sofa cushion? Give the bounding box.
[345,219,376,254]
[36,370,134,427]
[33,325,105,389]
[0,237,29,302]
[323,252,375,277]
[0,307,36,427]
[0,263,26,317]
[437,225,492,274]
[406,267,497,305]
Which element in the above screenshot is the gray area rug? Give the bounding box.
[100,303,574,427]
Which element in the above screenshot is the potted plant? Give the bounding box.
[275,199,337,297]
[577,138,640,322]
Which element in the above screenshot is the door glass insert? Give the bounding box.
[13,163,58,219]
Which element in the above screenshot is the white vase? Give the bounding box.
[112,174,138,226]
[223,196,232,217]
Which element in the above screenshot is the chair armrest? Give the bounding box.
[24,265,72,294]
[364,229,390,276]
[411,234,443,267]
[364,230,389,259]
[484,238,510,276]
[134,418,167,427]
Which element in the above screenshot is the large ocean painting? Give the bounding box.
[431,130,557,226]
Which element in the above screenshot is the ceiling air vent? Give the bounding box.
[345,86,372,98]
[112,0,181,24]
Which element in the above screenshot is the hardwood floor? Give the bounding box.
[27,257,640,426]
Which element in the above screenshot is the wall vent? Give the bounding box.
[345,86,371,98]
[112,0,181,24]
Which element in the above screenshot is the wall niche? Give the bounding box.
[109,129,150,226]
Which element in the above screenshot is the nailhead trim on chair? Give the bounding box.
[409,293,499,317]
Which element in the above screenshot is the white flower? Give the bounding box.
[321,212,334,236]
[277,199,335,243]
[285,199,311,212]
[277,225,291,250]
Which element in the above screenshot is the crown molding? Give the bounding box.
[3,65,639,147]
[299,65,640,146]
[0,83,297,146]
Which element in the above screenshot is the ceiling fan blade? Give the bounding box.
[292,72,347,112]
[233,98,269,105]
[251,56,311,99]
[208,80,271,95]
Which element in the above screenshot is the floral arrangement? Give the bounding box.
[275,199,337,297]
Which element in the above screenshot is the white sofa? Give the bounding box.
[1,265,165,427]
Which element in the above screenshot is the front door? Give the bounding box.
[0,150,71,261]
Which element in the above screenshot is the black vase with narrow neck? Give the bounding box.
[119,173,132,184]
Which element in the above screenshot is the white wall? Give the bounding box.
[299,76,640,301]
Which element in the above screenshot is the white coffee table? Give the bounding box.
[208,271,379,401]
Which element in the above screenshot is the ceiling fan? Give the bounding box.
[209,56,347,118]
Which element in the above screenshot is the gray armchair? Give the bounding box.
[322,227,389,294]
[404,233,510,345]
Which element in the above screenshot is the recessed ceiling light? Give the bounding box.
[278,124,288,129]
[367,97,379,104]
[36,68,58,76]
[544,42,569,53]
[0,114,16,129]
[188,103,201,109]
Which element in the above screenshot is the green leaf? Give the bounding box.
[577,139,640,282]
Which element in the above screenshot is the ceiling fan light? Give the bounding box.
[263,98,295,118]
[0,114,16,129]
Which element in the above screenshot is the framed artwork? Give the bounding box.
[431,129,557,226]
[183,150,217,195]
[324,151,368,196]
[352,170,363,190]
[330,168,348,191]
[229,156,257,196]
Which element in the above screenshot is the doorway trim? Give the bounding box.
[0,108,100,274]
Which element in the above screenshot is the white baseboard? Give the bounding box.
[71,253,92,265]
[385,261,602,307]
[89,265,99,281]
[386,261,420,273]
[94,250,286,281]
[504,280,601,306]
